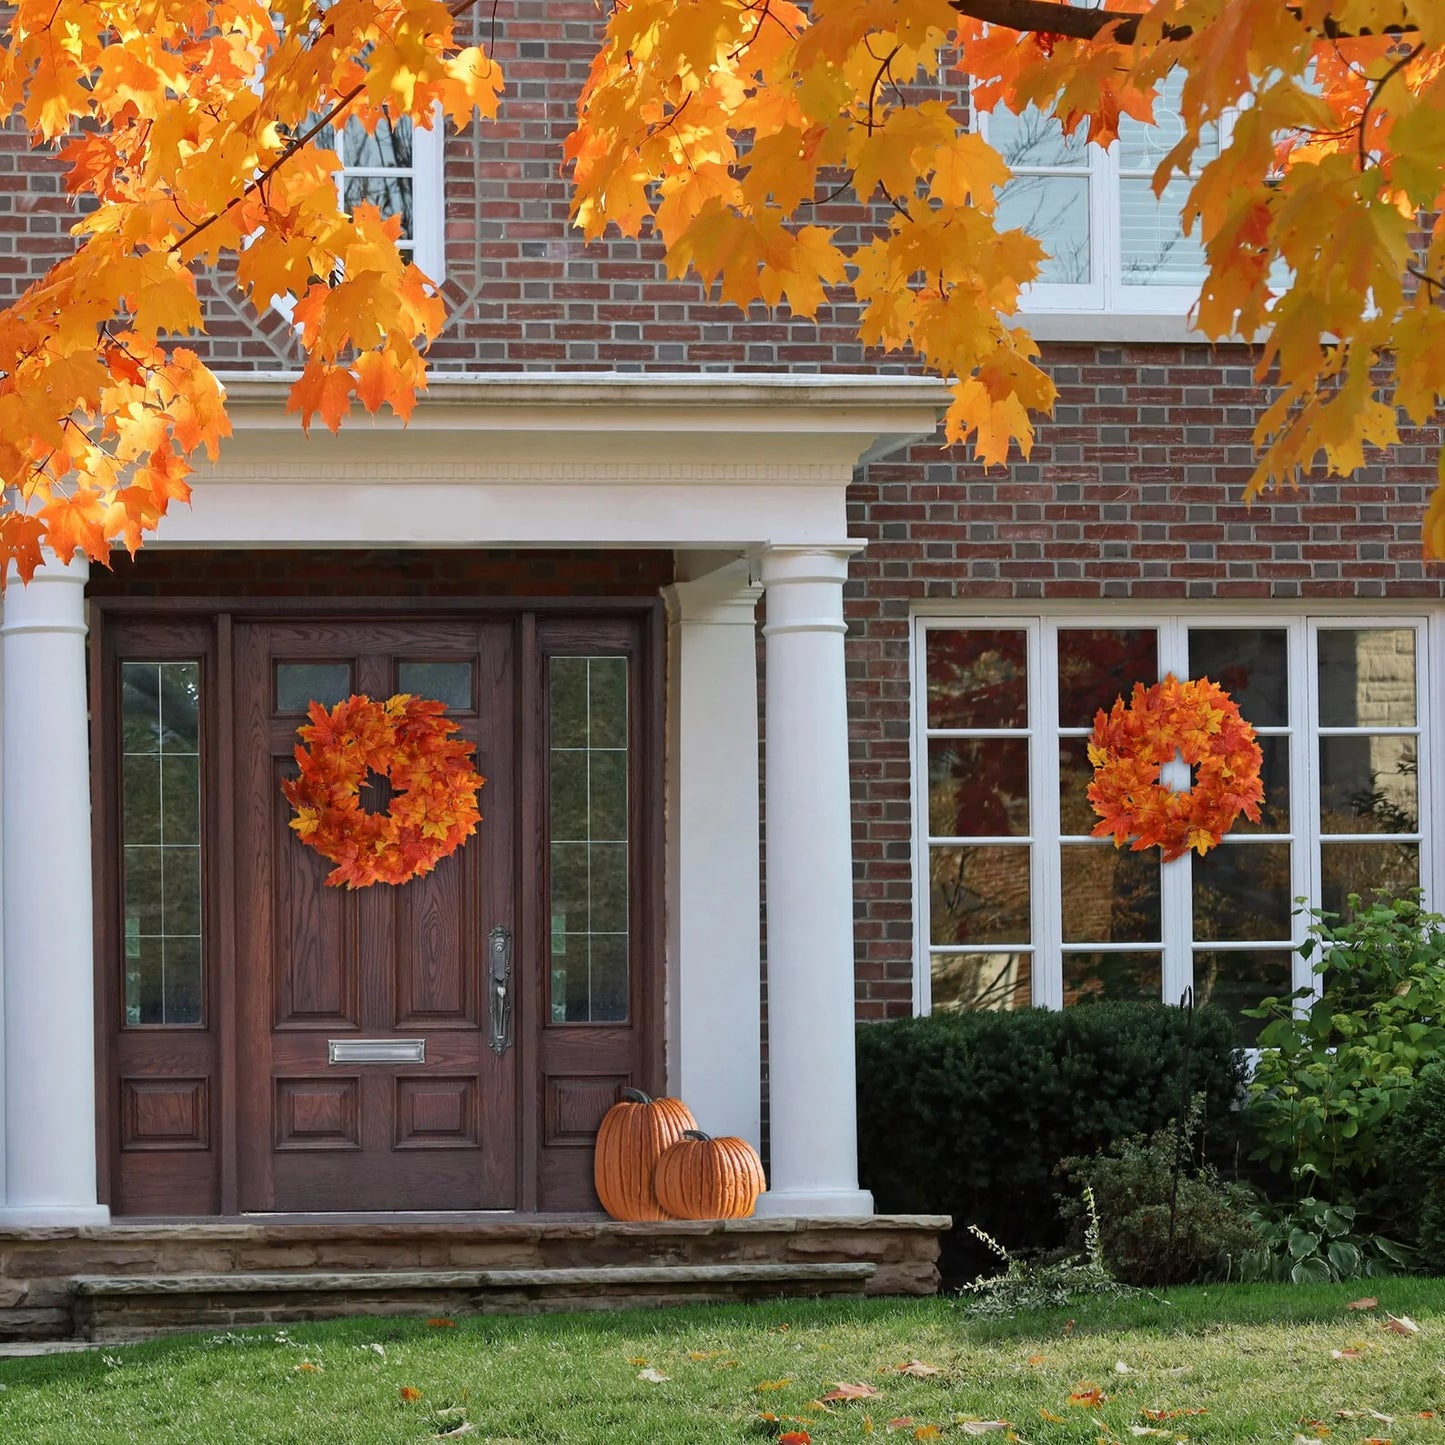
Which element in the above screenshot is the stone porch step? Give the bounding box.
[69,1261,877,1341]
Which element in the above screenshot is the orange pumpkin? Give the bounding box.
[593,1087,697,1221]
[653,1129,766,1220]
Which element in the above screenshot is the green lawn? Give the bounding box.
[3,1282,1445,1444]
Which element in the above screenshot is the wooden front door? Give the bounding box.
[233,619,517,1211]
[96,600,663,1217]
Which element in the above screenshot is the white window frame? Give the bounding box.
[909,602,1444,1015]
[976,83,1228,320]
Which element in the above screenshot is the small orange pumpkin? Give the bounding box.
[593,1087,697,1221]
[653,1129,766,1220]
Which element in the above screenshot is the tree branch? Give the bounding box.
[947,0,1417,47]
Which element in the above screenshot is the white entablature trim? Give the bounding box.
[152,372,949,552]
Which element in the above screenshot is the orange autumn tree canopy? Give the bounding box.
[7,1,1445,577]
[1087,675,1265,862]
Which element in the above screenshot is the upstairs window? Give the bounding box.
[983,71,1217,314]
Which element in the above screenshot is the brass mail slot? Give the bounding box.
[327,1038,426,1065]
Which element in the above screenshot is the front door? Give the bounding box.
[233,619,517,1211]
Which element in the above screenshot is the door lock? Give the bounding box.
[488,925,513,1056]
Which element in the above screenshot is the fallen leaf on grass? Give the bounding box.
[756,1378,794,1392]
[1068,1384,1106,1407]
[1027,1355,1048,1368]
[363,1342,386,1358]
[636,1367,671,1384]
[293,1361,323,1373]
[1331,1348,1365,1361]
[1040,1409,1067,1423]
[627,1356,649,1366]
[820,1381,880,1402]
[689,1350,724,1360]
[1362,1438,1392,1445]
[1114,1360,1134,1374]
[1293,1435,1324,1445]
[1347,1297,1378,1311]
[425,1318,457,1328]
[885,1419,914,1432]
[400,1386,424,1403]
[1130,1430,1170,1438]
[432,1420,478,1438]
[1063,1319,1076,1339]
[955,1421,1010,1435]
[894,1360,943,1378]
[1383,1315,1420,1336]
[779,1434,811,1445]
[1142,1408,1208,1420]
[1336,1410,1392,1423]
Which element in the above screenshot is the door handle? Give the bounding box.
[488,925,513,1056]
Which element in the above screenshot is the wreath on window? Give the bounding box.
[1087,675,1264,862]
[282,693,485,888]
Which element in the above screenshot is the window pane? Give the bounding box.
[1118,71,1220,169]
[1058,736,1098,837]
[1194,950,1292,1046]
[342,112,413,169]
[1120,177,1207,286]
[1187,629,1289,728]
[997,175,1091,284]
[928,737,1029,836]
[1192,842,1292,941]
[987,106,1088,167]
[1321,841,1419,919]
[343,173,413,238]
[121,661,202,1026]
[547,656,630,1024]
[1060,844,1160,943]
[1320,736,1418,835]
[397,661,473,711]
[925,629,1027,730]
[1063,951,1162,1006]
[276,662,351,713]
[928,845,1030,946]
[1057,628,1158,727]
[1230,734,1290,835]
[1317,628,1416,727]
[931,952,1032,1012]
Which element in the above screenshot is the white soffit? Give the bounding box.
[153,372,950,551]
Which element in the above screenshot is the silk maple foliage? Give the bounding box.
[0,0,501,581]
[569,0,1445,558]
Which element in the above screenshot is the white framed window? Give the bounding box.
[316,111,446,281]
[982,69,1219,316]
[910,608,1439,1039]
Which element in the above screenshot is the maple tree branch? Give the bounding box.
[946,0,1417,46]
[1357,42,1423,169]
[169,0,488,258]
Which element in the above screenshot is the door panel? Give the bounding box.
[235,618,518,1211]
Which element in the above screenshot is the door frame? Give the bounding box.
[91,594,666,1216]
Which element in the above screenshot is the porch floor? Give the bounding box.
[0,1214,950,1342]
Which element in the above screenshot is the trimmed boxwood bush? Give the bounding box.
[856,1002,1247,1280]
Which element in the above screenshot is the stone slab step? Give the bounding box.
[72,1262,875,1296]
[69,1262,878,1340]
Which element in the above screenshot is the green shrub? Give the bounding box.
[1057,1101,1260,1286]
[855,1001,1246,1278]
[1244,892,1445,1209]
[1232,1197,1412,1283]
[1381,1060,1445,1272]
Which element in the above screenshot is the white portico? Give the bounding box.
[0,373,947,1226]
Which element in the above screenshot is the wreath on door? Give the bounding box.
[282,693,485,888]
[1087,675,1263,862]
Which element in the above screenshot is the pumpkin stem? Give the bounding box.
[619,1087,653,1105]
[681,1129,713,1141]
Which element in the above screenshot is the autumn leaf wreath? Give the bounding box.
[1087,675,1264,863]
[282,693,485,888]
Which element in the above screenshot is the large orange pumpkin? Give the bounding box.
[593,1087,697,1221]
[653,1129,766,1220]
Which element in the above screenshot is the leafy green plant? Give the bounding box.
[1232,1197,1412,1283]
[1244,891,1445,1207]
[1057,1100,1261,1287]
[955,1186,1128,1316]
[856,1001,1246,1279]
[1380,1060,1445,1273]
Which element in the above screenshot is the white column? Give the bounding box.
[0,555,107,1225]
[662,560,764,1147]
[753,544,873,1217]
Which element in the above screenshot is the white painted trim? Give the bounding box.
[409,119,445,282]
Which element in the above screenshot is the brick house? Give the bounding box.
[0,0,1441,1239]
